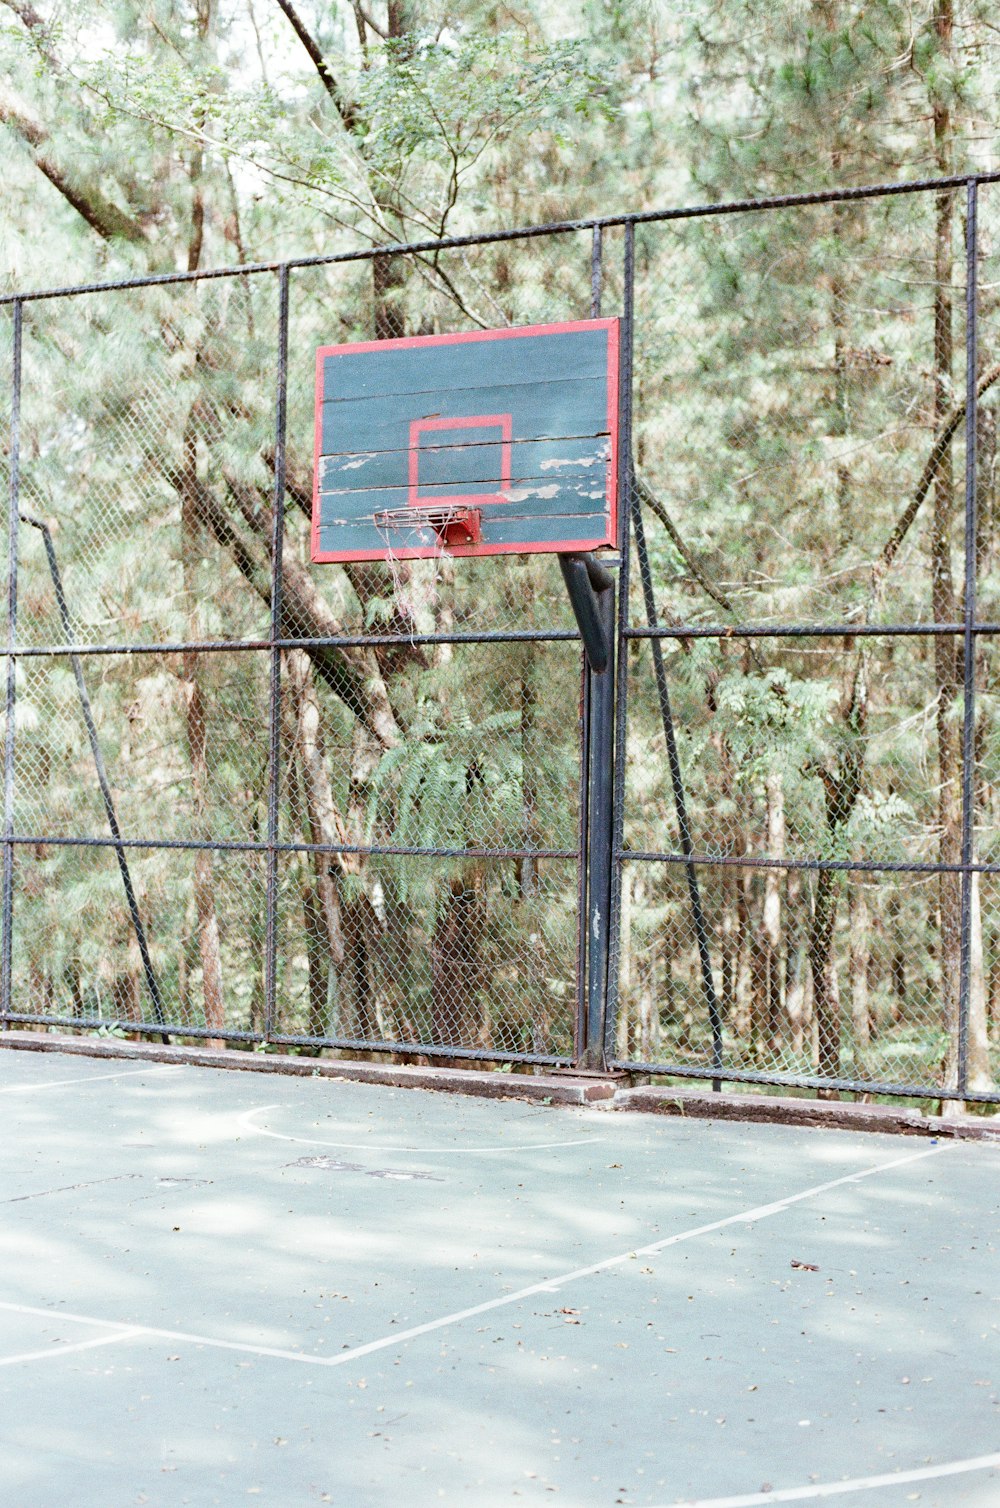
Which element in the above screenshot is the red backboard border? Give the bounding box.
[311,318,620,564]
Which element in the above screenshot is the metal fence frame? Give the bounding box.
[2,167,999,1101]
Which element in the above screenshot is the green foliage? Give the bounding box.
[353,31,608,172]
[713,668,836,774]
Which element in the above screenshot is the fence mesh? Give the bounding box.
[0,179,997,1100]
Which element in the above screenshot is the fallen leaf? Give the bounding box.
[790,1260,819,1272]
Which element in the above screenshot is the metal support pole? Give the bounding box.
[20,514,166,1031]
[957,179,979,1098]
[575,569,616,1070]
[573,224,607,1060]
[632,492,723,1088]
[574,659,591,1061]
[604,222,635,1061]
[559,553,614,674]
[1,301,21,1022]
[583,577,616,1067]
[263,266,290,1043]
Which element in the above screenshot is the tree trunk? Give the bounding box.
[760,772,784,1058]
[731,867,753,1040]
[286,649,347,970]
[431,867,487,1053]
[300,873,329,1040]
[519,655,549,1054]
[632,867,660,1061]
[809,869,841,1084]
[829,182,852,551]
[967,873,992,1089]
[721,862,738,1024]
[785,869,808,1055]
[887,891,906,1025]
[342,896,382,1044]
[344,722,393,1043]
[180,419,226,1049]
[190,842,225,1047]
[616,862,635,1060]
[245,840,266,1037]
[849,878,870,1077]
[111,968,142,1033]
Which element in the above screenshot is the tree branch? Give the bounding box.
[0,88,147,242]
[838,361,1000,794]
[353,1,387,41]
[0,0,60,71]
[272,0,359,132]
[209,466,402,749]
[871,361,1000,610]
[635,471,739,616]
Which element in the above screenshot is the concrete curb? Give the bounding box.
[0,1031,615,1106]
[1,1032,998,1138]
[612,1085,1000,1142]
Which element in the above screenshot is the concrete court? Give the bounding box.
[0,1051,997,1508]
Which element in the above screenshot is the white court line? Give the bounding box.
[0,1066,179,1095]
[667,1449,1000,1505]
[0,1141,948,1372]
[0,1329,143,1368]
[239,1103,603,1155]
[0,1302,355,1368]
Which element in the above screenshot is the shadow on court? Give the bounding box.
[0,1051,997,1507]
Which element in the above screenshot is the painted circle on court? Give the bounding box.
[238,1104,603,1156]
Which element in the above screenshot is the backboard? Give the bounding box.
[311,319,620,563]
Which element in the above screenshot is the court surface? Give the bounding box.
[0,1050,997,1507]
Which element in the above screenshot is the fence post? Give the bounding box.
[263,267,290,1044]
[957,178,979,1099]
[1,300,21,1023]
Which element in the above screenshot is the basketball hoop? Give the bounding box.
[372,504,483,635]
[373,503,483,551]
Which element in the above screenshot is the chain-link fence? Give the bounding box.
[2,173,998,1103]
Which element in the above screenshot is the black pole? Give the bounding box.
[264,265,290,1043]
[1,301,21,1023]
[957,178,979,1099]
[572,225,606,1061]
[559,554,614,674]
[20,515,167,1033]
[604,221,635,1063]
[565,553,616,1069]
[574,653,591,1061]
[632,489,723,1088]
[571,229,615,1066]
[580,574,616,1068]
